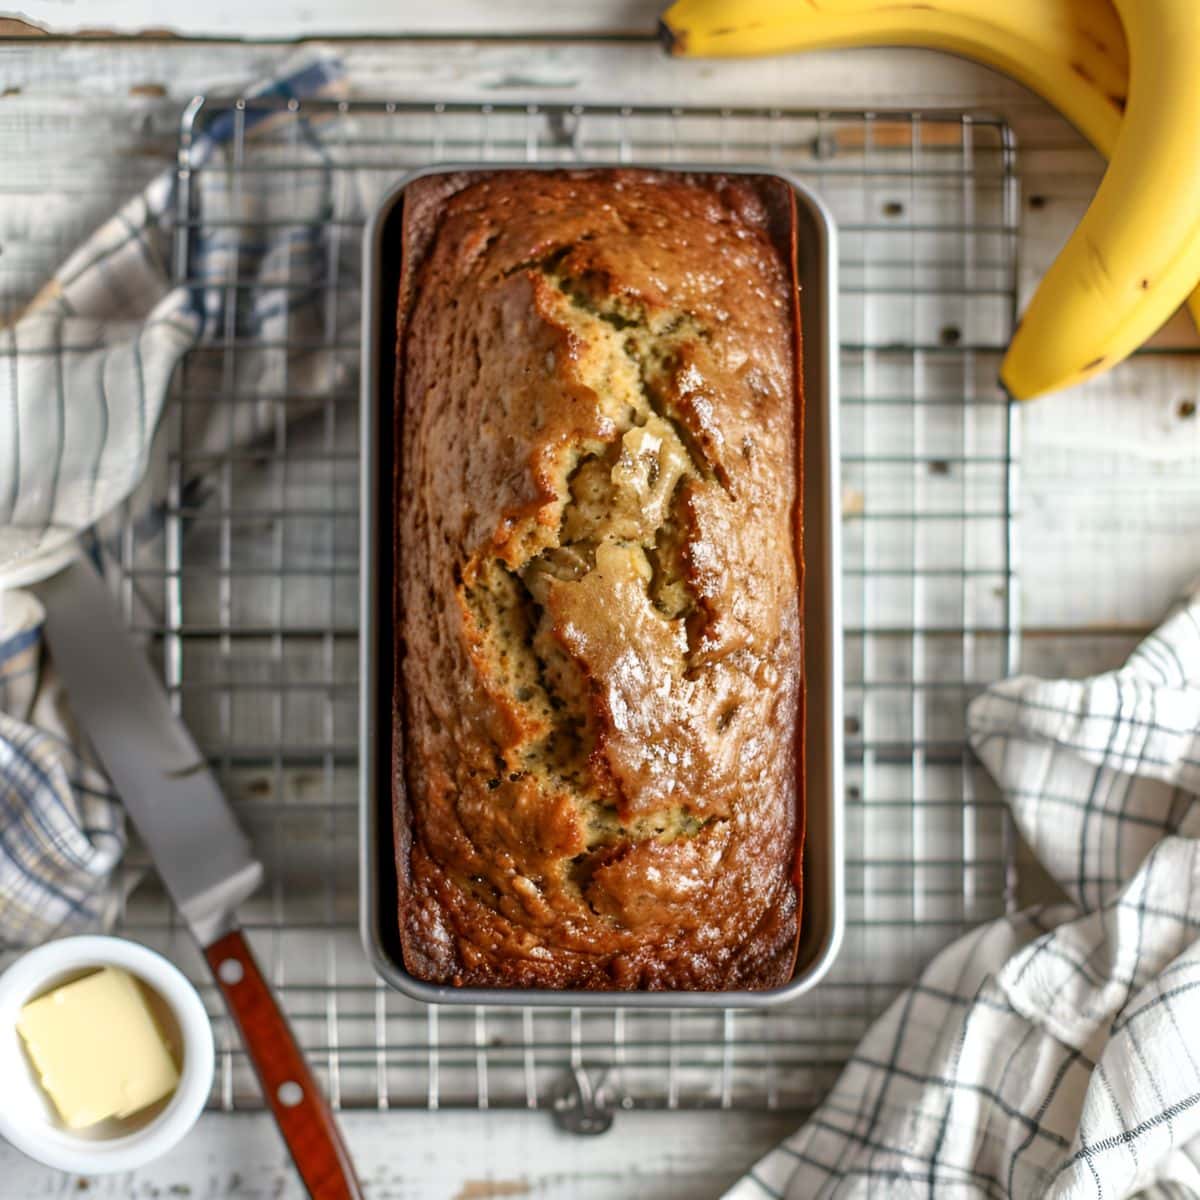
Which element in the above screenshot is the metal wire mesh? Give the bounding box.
[48,99,1023,1115]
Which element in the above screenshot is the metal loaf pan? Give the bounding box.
[360,164,842,1008]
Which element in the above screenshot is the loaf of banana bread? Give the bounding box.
[394,168,803,990]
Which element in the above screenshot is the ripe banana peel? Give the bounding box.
[661,0,1200,399]
[660,0,1129,152]
[1002,0,1200,397]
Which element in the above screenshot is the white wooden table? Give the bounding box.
[1,8,1198,1197]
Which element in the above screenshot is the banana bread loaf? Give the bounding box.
[395,168,804,990]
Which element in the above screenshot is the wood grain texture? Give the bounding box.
[204,930,364,1200]
[7,0,662,39]
[0,1109,802,1199]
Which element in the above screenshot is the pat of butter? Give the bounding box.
[17,966,180,1130]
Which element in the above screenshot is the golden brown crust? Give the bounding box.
[395,169,803,990]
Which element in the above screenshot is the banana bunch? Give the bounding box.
[660,0,1200,400]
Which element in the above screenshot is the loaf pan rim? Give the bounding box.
[359,162,843,1008]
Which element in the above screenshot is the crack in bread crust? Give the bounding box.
[462,258,717,856]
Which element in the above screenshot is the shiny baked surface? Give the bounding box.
[396,169,802,990]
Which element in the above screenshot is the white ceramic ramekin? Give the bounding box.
[0,935,214,1174]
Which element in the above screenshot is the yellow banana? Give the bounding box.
[1001,0,1200,397]
[661,0,1200,394]
[660,0,1129,156]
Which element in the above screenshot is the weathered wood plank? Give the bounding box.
[8,1,663,39]
[0,1110,800,1199]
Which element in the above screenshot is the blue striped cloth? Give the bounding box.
[0,587,124,943]
[0,51,349,945]
[727,585,1200,1199]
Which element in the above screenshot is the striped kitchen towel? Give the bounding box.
[727,585,1200,1199]
[0,51,357,945]
[0,586,124,944]
[0,48,351,589]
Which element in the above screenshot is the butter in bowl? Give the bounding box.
[0,936,213,1173]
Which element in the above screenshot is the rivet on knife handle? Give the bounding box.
[204,929,363,1200]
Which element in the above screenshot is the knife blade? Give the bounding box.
[35,557,261,945]
[35,556,363,1200]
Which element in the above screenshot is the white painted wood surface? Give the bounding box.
[0,1110,800,1198]
[0,21,1198,1200]
[9,0,664,38]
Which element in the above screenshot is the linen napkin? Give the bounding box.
[0,52,358,945]
[726,586,1200,1199]
[0,585,124,944]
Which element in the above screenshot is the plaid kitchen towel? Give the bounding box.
[727,585,1200,1200]
[0,51,365,944]
[0,586,124,944]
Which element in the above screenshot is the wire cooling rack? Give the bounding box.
[102,99,1019,1118]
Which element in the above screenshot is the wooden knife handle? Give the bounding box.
[205,929,364,1200]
